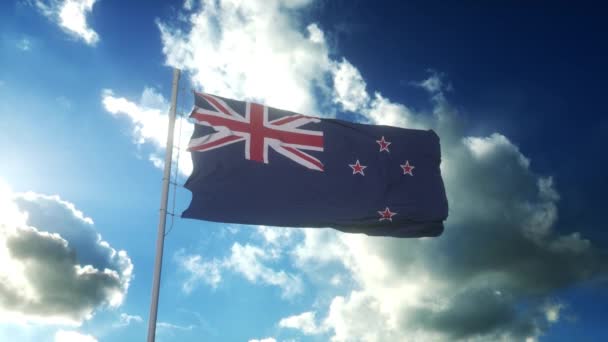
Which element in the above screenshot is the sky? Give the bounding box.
[1,0,607,341]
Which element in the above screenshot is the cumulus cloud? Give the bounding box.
[280,74,608,341]
[34,0,100,45]
[101,87,193,176]
[175,251,223,293]
[176,242,303,298]
[543,302,563,323]
[227,243,303,297]
[254,226,297,259]
[0,179,133,325]
[279,311,324,335]
[183,0,194,10]
[415,70,452,94]
[367,92,421,128]
[157,0,329,115]
[54,330,97,342]
[105,0,336,177]
[331,58,369,112]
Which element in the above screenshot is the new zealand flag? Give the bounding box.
[182,92,448,238]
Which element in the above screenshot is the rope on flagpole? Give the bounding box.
[165,104,185,237]
[165,77,192,236]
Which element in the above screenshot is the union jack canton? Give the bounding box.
[188,93,324,171]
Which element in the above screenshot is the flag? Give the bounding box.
[182,92,448,238]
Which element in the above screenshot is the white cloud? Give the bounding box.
[280,70,605,340]
[16,38,32,51]
[175,229,296,296]
[255,226,297,260]
[216,225,240,238]
[176,242,303,298]
[0,178,133,325]
[465,133,530,168]
[175,251,223,293]
[34,0,100,45]
[114,313,143,327]
[323,292,405,342]
[106,0,347,178]
[248,338,276,342]
[183,0,194,10]
[279,311,324,335]
[227,243,303,298]
[256,226,294,247]
[292,229,348,267]
[54,330,97,342]
[174,227,301,295]
[330,274,343,286]
[148,154,164,169]
[366,92,422,128]
[307,23,325,44]
[415,70,448,93]
[157,0,328,115]
[101,88,193,176]
[331,58,369,112]
[543,303,564,323]
[280,79,607,340]
[157,321,195,330]
[101,88,168,146]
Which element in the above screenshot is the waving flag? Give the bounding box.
[183,92,448,238]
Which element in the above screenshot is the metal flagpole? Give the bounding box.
[147,68,181,342]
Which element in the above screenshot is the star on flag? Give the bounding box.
[349,159,367,175]
[376,136,391,152]
[349,139,416,223]
[401,160,415,176]
[378,207,397,221]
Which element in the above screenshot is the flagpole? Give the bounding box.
[147,68,181,342]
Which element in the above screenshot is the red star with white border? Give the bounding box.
[376,136,391,152]
[349,159,367,175]
[400,160,415,176]
[378,207,397,221]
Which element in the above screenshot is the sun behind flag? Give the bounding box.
[182,92,448,238]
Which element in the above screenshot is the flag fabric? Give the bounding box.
[182,92,448,238]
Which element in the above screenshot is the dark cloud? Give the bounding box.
[287,75,608,341]
[0,190,132,325]
[13,194,127,274]
[410,288,534,340]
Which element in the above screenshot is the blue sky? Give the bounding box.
[1,1,607,341]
